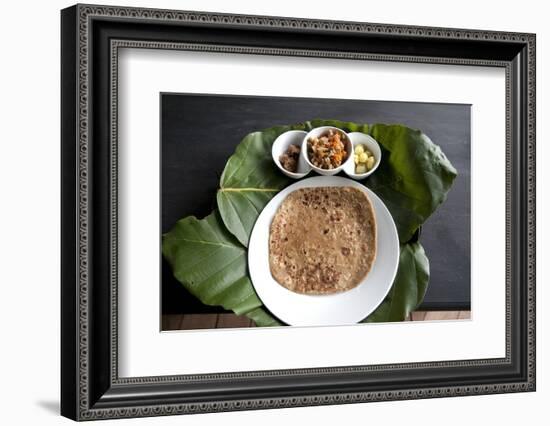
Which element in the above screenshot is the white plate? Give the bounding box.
[248,176,400,326]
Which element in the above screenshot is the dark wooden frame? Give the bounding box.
[61,4,536,421]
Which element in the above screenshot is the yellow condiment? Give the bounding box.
[353,144,375,174]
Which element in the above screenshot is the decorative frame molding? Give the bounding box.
[61,4,535,421]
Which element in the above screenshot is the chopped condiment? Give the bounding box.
[307,129,348,170]
[354,144,376,174]
[279,144,301,173]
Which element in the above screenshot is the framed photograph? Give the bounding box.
[61,4,536,420]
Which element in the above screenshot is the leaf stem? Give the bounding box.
[219,187,279,192]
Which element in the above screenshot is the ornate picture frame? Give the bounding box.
[61,4,535,420]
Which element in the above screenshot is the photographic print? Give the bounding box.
[161,93,471,330]
[61,5,535,418]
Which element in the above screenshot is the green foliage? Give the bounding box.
[162,211,281,326]
[164,120,457,325]
[365,242,429,322]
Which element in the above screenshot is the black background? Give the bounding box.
[161,93,470,314]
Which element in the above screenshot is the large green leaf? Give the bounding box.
[162,211,281,326]
[216,122,337,247]
[217,126,300,247]
[368,124,457,242]
[364,242,430,322]
[218,120,456,245]
[308,119,457,242]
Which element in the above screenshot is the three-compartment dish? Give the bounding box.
[272,126,382,180]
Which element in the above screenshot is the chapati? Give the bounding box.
[268,186,377,294]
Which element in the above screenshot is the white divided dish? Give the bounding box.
[248,176,400,326]
[272,127,381,180]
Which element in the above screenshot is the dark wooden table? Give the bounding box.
[161,93,471,317]
[162,311,471,331]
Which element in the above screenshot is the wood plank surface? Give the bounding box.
[424,311,460,321]
[162,311,471,331]
[410,311,427,321]
[216,314,255,328]
[458,311,471,319]
[162,314,184,331]
[180,314,218,330]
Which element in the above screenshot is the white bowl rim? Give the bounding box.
[345,132,382,178]
[301,126,353,174]
[272,130,311,178]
